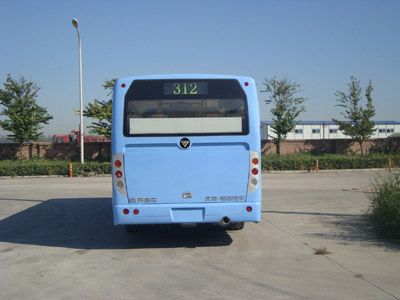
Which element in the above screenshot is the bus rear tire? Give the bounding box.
[225,222,245,230]
[125,225,145,233]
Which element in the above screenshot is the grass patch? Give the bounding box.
[367,173,400,239]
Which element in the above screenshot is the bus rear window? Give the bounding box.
[124,79,248,136]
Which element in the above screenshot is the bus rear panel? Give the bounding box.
[112,75,261,226]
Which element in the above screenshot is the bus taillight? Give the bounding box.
[113,153,127,196]
[116,181,124,188]
[114,160,122,168]
[248,151,260,192]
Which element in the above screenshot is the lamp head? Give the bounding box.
[72,18,79,28]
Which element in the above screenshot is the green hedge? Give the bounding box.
[368,173,400,238]
[0,153,399,176]
[0,160,111,177]
[262,153,400,171]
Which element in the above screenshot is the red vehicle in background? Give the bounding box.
[52,130,110,143]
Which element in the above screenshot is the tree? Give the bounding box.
[261,78,306,155]
[333,76,376,155]
[0,75,53,144]
[83,79,116,137]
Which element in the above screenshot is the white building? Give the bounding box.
[261,121,400,141]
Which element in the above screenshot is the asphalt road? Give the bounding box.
[0,171,399,300]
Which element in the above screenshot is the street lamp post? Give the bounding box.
[72,18,84,164]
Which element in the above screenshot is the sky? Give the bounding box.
[0,0,399,136]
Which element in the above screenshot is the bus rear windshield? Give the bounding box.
[124,79,248,136]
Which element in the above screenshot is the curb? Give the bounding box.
[1,169,397,178]
[263,168,397,174]
[0,174,112,179]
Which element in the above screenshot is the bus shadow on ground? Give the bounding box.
[0,198,232,249]
[264,210,400,250]
[312,214,400,251]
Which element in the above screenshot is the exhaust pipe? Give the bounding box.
[219,216,231,226]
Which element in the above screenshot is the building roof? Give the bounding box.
[261,120,400,126]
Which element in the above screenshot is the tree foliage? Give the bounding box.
[0,75,53,144]
[83,79,116,137]
[261,78,305,155]
[333,76,376,155]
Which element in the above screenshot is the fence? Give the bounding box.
[0,142,110,161]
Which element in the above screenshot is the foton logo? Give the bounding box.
[179,138,191,149]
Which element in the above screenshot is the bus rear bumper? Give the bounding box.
[113,202,261,225]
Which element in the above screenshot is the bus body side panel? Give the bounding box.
[112,78,134,217]
[244,77,262,206]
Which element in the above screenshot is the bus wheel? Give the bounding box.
[225,222,245,230]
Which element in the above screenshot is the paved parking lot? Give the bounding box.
[0,171,399,300]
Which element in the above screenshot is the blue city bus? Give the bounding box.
[112,74,261,231]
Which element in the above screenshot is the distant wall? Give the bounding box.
[262,138,400,155]
[0,142,111,160]
[0,138,399,160]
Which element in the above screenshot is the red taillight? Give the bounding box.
[246,206,252,212]
[133,209,139,215]
[123,208,129,215]
[115,170,123,178]
[121,83,126,88]
[252,157,259,165]
[244,81,249,86]
[114,160,122,168]
[251,168,259,175]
